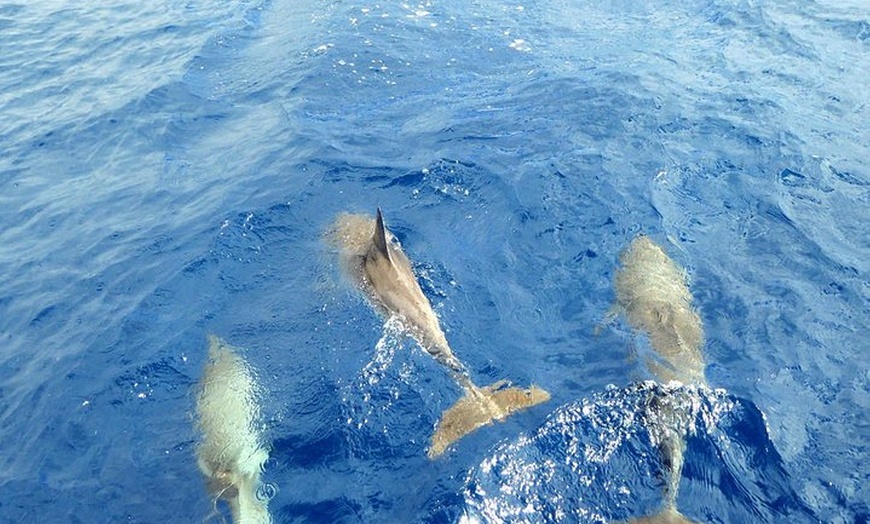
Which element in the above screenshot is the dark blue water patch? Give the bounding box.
[0,3,23,16]
[816,14,870,42]
[420,489,467,524]
[28,303,62,327]
[0,350,201,522]
[309,160,406,186]
[180,0,273,97]
[111,357,195,405]
[414,261,454,302]
[4,84,225,197]
[201,205,328,303]
[0,481,79,523]
[181,255,216,277]
[274,425,347,471]
[827,164,869,187]
[387,170,426,188]
[681,395,817,522]
[387,158,483,195]
[436,71,650,149]
[344,386,440,462]
[779,167,808,187]
[142,81,233,126]
[277,497,365,524]
[573,248,599,262]
[269,382,352,496]
[268,353,469,522]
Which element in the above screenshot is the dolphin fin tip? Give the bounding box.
[373,208,391,260]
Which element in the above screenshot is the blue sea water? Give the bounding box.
[0,0,867,523]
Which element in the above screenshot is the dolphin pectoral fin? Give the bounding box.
[620,507,702,524]
[427,383,551,459]
[373,208,392,262]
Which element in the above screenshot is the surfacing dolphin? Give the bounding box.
[613,236,706,524]
[328,209,550,458]
[195,335,272,524]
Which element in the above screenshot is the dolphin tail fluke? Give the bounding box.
[622,506,702,524]
[228,474,272,524]
[622,433,698,524]
[428,381,550,459]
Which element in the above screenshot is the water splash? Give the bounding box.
[342,314,414,430]
[359,314,407,387]
[463,383,735,523]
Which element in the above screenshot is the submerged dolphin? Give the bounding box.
[613,236,706,524]
[615,236,705,386]
[328,209,550,458]
[195,335,272,524]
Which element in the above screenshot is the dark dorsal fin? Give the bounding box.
[373,208,391,261]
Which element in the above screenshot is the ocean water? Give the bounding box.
[0,0,867,523]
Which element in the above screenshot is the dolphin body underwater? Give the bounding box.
[329,209,550,458]
[194,335,272,524]
[612,236,707,524]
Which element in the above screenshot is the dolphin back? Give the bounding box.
[328,210,458,366]
[615,236,705,385]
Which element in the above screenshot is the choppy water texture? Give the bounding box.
[0,1,867,523]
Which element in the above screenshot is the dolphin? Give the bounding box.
[614,236,705,386]
[328,209,550,458]
[195,335,272,524]
[613,236,706,524]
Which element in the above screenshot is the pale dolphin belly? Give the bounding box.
[195,335,271,524]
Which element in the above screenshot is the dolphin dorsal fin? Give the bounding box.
[373,208,392,262]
